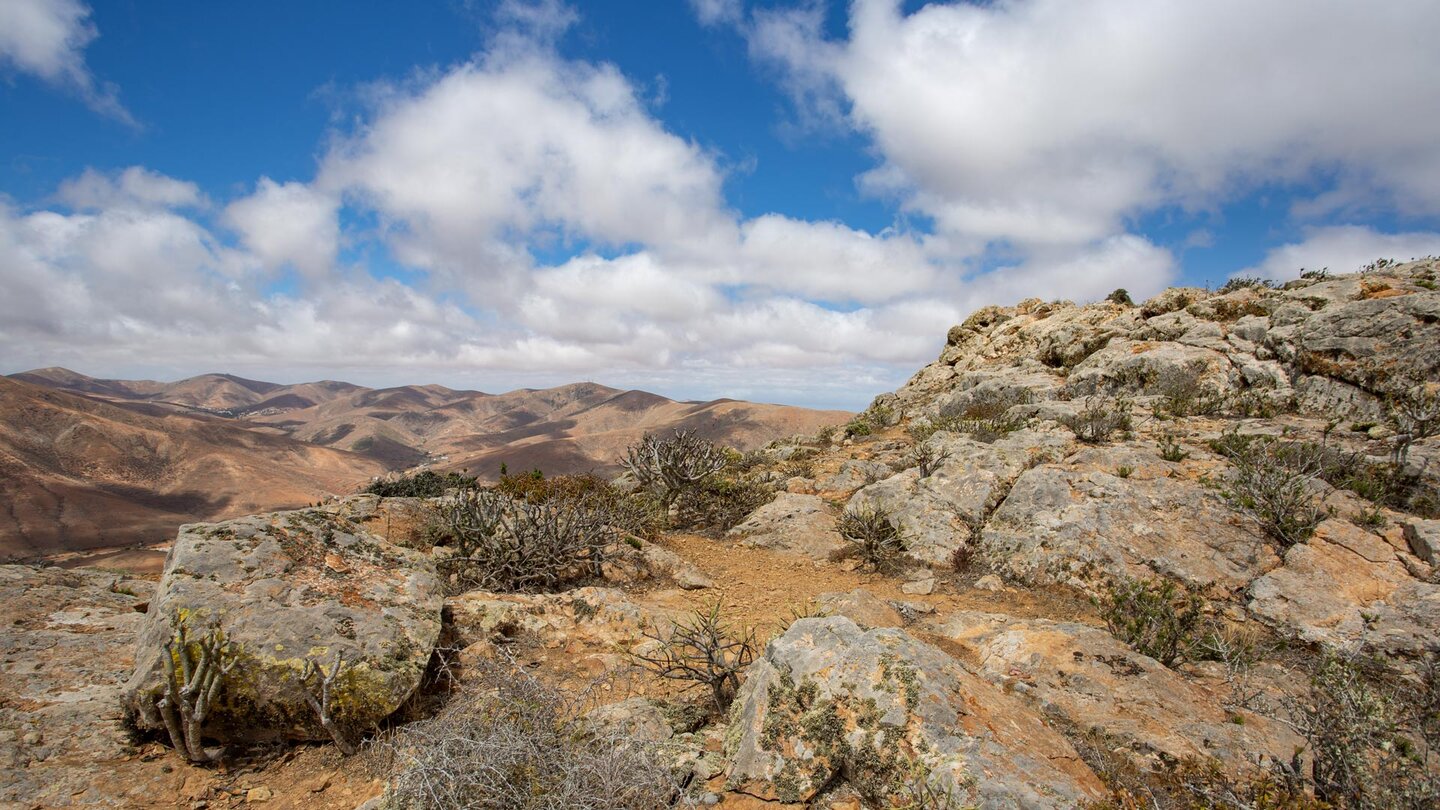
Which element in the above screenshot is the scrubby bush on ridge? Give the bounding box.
[382,656,692,809]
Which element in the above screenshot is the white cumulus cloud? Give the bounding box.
[223,178,340,279]
[0,0,134,124]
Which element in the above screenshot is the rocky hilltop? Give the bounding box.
[2,260,1438,808]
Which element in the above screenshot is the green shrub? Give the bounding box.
[673,473,775,534]
[1096,577,1206,667]
[1218,276,1276,294]
[1106,288,1134,306]
[930,387,1031,442]
[1215,435,1326,547]
[364,469,478,498]
[1158,432,1191,462]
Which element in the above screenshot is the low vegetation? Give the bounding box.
[1213,434,1326,548]
[427,488,617,594]
[1095,577,1206,668]
[635,602,757,714]
[836,503,908,572]
[383,657,690,809]
[1294,650,1440,809]
[364,469,477,498]
[1059,397,1133,444]
[913,387,1030,443]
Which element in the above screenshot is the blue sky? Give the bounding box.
[3,0,1440,409]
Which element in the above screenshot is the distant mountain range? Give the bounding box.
[1,368,850,560]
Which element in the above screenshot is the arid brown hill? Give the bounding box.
[0,376,386,560]
[12,370,851,481]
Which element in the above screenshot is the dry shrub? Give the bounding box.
[836,504,908,572]
[1293,650,1440,810]
[635,602,757,714]
[382,657,691,810]
[1059,397,1133,444]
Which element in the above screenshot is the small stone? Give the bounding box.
[21,731,42,746]
[973,574,1004,592]
[246,786,273,803]
[901,577,935,595]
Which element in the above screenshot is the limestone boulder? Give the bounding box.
[925,611,1302,771]
[982,448,1279,595]
[727,493,846,561]
[725,616,1105,806]
[124,508,444,744]
[849,430,1073,565]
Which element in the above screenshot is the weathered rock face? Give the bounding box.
[812,589,905,629]
[926,611,1302,771]
[0,566,160,807]
[725,616,1105,807]
[726,493,846,561]
[124,507,444,744]
[982,445,1279,595]
[1247,519,1439,658]
[849,429,1074,565]
[446,586,681,682]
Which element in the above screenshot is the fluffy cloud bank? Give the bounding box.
[3,1,1438,407]
[748,0,1440,250]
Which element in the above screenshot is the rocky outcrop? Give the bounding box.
[0,566,158,806]
[446,586,681,681]
[725,616,1106,806]
[124,507,444,744]
[849,429,1074,565]
[1247,519,1440,658]
[926,611,1302,771]
[982,445,1280,595]
[726,493,846,560]
[894,261,1440,422]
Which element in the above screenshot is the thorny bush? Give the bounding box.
[836,503,908,573]
[382,656,692,810]
[635,602,757,714]
[427,488,616,594]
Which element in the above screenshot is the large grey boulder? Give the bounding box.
[982,447,1279,595]
[124,507,444,744]
[726,493,845,560]
[724,616,1105,806]
[849,429,1073,565]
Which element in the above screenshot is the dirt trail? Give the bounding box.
[645,532,1100,638]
